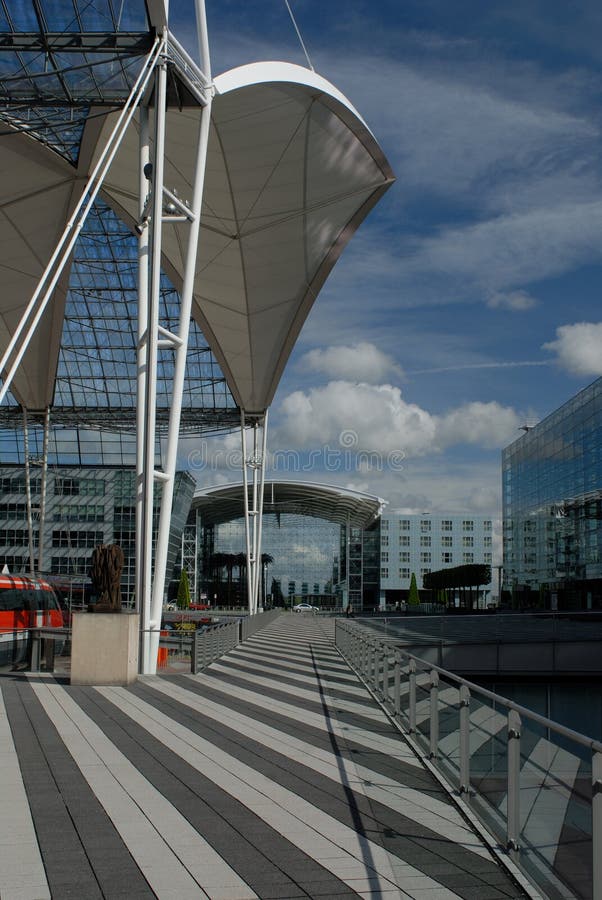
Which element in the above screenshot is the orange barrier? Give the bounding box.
[157,630,169,669]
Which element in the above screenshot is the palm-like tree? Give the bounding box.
[234,552,247,606]
[261,553,274,606]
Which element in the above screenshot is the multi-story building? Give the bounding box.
[502,377,602,608]
[0,464,195,605]
[379,513,494,605]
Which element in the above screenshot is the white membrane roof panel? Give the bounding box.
[0,56,393,417]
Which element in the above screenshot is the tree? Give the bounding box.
[261,553,274,605]
[177,568,191,609]
[407,572,420,606]
[271,577,284,606]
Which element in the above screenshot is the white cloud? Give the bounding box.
[437,402,523,449]
[486,290,538,311]
[405,200,602,293]
[275,381,522,456]
[543,322,602,375]
[276,381,436,456]
[300,342,402,383]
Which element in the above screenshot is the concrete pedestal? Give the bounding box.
[71,612,139,685]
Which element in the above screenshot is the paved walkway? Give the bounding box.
[0,615,530,899]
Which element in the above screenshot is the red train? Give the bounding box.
[0,574,64,667]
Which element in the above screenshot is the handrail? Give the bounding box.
[335,618,602,900]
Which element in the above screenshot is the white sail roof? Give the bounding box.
[0,54,394,415]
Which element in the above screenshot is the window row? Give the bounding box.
[0,529,39,547]
[52,530,105,548]
[54,478,105,497]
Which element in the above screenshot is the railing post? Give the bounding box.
[29,629,41,672]
[507,708,521,851]
[191,630,198,674]
[393,651,401,716]
[593,750,602,900]
[371,643,378,690]
[429,669,439,759]
[459,684,471,794]
[409,658,417,733]
[383,647,390,703]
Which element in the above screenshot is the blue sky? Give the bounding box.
[173,1,602,537]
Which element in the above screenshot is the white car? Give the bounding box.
[293,603,318,613]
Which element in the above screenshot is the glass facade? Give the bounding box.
[502,378,602,607]
[198,513,340,607]
[0,464,195,605]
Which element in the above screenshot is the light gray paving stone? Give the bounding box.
[30,682,257,900]
[0,690,50,900]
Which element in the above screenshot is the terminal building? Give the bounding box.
[502,377,602,608]
[0,464,195,607]
[183,484,494,611]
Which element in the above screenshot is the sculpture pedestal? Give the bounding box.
[70,612,139,685]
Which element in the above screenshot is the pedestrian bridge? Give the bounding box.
[2,615,545,899]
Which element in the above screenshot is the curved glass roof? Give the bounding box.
[193,481,386,528]
[0,0,154,162]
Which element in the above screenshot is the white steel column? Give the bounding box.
[241,411,253,614]
[241,411,268,615]
[140,43,168,675]
[253,410,268,612]
[22,409,35,577]
[136,105,150,629]
[144,13,214,673]
[37,407,50,574]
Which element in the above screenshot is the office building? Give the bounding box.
[503,377,602,608]
[379,513,494,606]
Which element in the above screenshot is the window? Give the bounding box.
[381,535,389,547]
[441,520,453,531]
[51,556,89,575]
[381,552,389,563]
[463,552,474,564]
[54,477,105,497]
[399,535,410,546]
[484,521,492,531]
[420,567,431,578]
[0,503,28,520]
[381,520,389,531]
[420,535,431,547]
[53,504,104,523]
[420,551,431,563]
[442,552,453,564]
[0,477,41,494]
[52,530,104,549]
[399,567,410,579]
[484,536,492,547]
[381,567,389,579]
[399,520,410,531]
[484,553,492,563]
[420,520,431,532]
[399,551,410,562]
[462,520,474,531]
[441,536,452,547]
[462,536,474,548]
[0,529,38,547]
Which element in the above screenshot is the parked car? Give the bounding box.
[293,603,318,613]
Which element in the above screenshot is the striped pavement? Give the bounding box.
[0,614,530,899]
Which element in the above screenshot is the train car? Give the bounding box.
[0,574,64,667]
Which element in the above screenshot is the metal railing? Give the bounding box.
[159,609,284,674]
[336,619,602,900]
